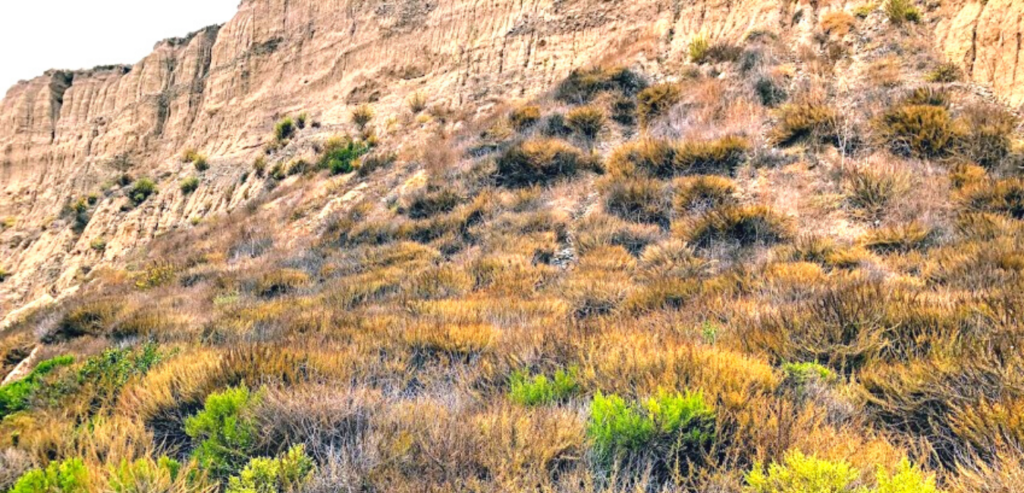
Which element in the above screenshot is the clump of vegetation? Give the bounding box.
[544,113,572,137]
[604,177,671,225]
[769,101,839,147]
[509,367,579,406]
[185,386,262,480]
[496,138,591,187]
[180,176,200,195]
[960,178,1024,219]
[107,456,183,493]
[0,268,10,282]
[509,105,542,131]
[588,390,715,470]
[566,106,606,143]
[844,166,909,220]
[821,11,857,38]
[684,205,791,248]
[928,62,962,83]
[884,0,921,25]
[673,136,751,176]
[755,76,788,107]
[960,104,1017,168]
[127,178,158,206]
[688,35,711,63]
[226,445,314,493]
[611,96,638,126]
[274,117,296,142]
[782,361,835,387]
[408,92,428,114]
[876,104,962,158]
[637,83,681,126]
[863,221,933,253]
[555,66,647,104]
[351,105,374,132]
[747,452,938,493]
[0,355,74,419]
[405,187,463,219]
[9,457,91,493]
[673,175,738,214]
[319,136,370,174]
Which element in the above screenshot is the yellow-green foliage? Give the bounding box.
[226,444,313,493]
[747,452,938,493]
[688,35,711,63]
[863,222,933,253]
[607,136,749,178]
[351,105,374,131]
[928,62,961,83]
[496,138,590,187]
[884,0,921,25]
[637,83,681,126]
[566,106,606,142]
[509,367,579,406]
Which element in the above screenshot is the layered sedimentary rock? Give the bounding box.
[936,0,1024,107]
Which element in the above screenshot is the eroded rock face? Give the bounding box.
[936,0,1024,107]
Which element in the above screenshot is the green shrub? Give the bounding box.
[496,138,590,187]
[180,176,200,195]
[77,343,165,401]
[274,117,296,142]
[686,205,791,248]
[875,459,939,493]
[588,390,716,467]
[769,102,839,147]
[108,456,183,493]
[884,0,921,25]
[782,362,835,387]
[637,83,681,126]
[193,155,209,172]
[0,355,74,419]
[877,104,963,158]
[509,367,580,406]
[10,457,91,493]
[320,137,370,175]
[604,177,671,225]
[296,113,308,129]
[566,106,607,142]
[226,444,314,493]
[129,178,158,206]
[509,105,541,131]
[927,62,961,83]
[186,386,262,480]
[746,450,860,493]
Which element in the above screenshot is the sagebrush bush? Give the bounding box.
[769,102,839,147]
[185,385,262,480]
[509,105,541,131]
[673,175,738,215]
[604,177,671,225]
[877,104,963,158]
[496,138,591,187]
[588,390,715,470]
[685,205,791,248]
[509,367,579,406]
[637,83,681,126]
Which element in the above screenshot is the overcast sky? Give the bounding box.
[1,0,239,95]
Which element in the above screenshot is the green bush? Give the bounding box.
[496,138,591,187]
[180,176,200,195]
[186,386,262,480]
[509,367,579,406]
[10,457,91,493]
[226,444,314,493]
[274,117,296,142]
[884,0,921,25]
[129,178,158,206]
[108,456,183,493]
[193,155,210,172]
[782,362,835,387]
[0,355,74,419]
[77,342,165,400]
[588,390,715,466]
[637,83,681,126]
[320,137,370,175]
[746,450,860,493]
[875,459,939,493]
[877,104,963,158]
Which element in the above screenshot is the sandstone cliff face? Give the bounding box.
[1,0,1020,316]
[0,0,795,314]
[936,0,1024,107]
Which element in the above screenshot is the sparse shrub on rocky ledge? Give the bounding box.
[884,0,921,25]
[274,116,296,142]
[129,178,158,206]
[928,62,962,83]
[495,138,593,187]
[351,104,374,132]
[319,136,370,175]
[0,268,9,283]
[180,176,200,195]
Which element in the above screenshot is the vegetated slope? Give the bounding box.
[1,1,1024,493]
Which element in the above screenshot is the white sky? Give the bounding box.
[1,0,240,95]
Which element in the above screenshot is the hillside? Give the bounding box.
[1,0,1024,491]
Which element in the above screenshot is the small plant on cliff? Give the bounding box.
[928,62,962,83]
[129,178,158,206]
[351,105,375,132]
[0,268,9,283]
[688,35,711,63]
[884,0,921,25]
[274,117,296,142]
[409,92,428,114]
[180,176,200,195]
